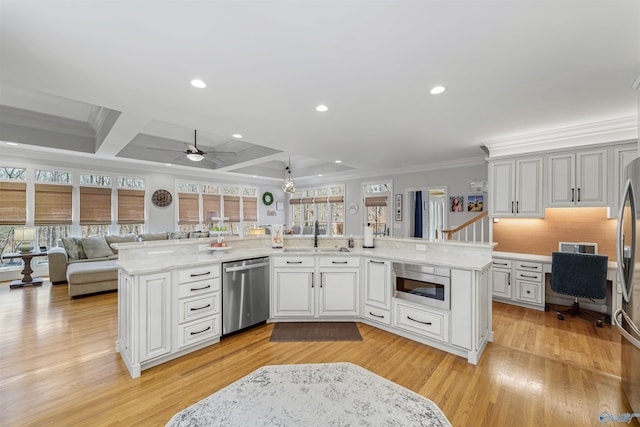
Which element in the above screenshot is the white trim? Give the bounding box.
[484,116,638,158]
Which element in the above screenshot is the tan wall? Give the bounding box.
[492,207,618,261]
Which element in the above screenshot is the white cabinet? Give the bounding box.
[271,255,361,319]
[175,265,221,349]
[272,256,315,318]
[489,157,543,217]
[394,299,449,342]
[117,264,221,378]
[609,144,638,218]
[491,257,544,310]
[547,149,607,207]
[363,258,392,325]
[491,259,512,299]
[318,257,360,317]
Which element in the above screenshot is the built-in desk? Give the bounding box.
[492,251,620,319]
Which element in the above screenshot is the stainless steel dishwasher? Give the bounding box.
[222,257,270,336]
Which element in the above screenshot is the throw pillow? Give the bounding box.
[62,237,87,260]
[138,232,168,241]
[105,234,137,254]
[169,231,190,240]
[189,231,210,238]
[81,236,114,259]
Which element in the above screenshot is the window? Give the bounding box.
[364,181,391,236]
[80,174,111,186]
[178,191,200,232]
[118,177,145,234]
[80,186,112,236]
[34,183,72,226]
[0,182,27,226]
[0,167,26,181]
[288,185,345,236]
[36,169,71,184]
[223,195,240,235]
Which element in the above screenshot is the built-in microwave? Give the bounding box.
[392,262,450,310]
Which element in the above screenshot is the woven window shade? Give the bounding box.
[223,195,240,222]
[328,195,344,203]
[34,184,73,225]
[178,193,200,225]
[0,182,27,225]
[243,196,258,221]
[118,189,145,224]
[202,194,221,222]
[80,187,112,225]
[364,196,387,207]
[313,196,328,204]
[289,198,302,205]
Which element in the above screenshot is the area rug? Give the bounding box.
[166,362,451,426]
[269,322,363,342]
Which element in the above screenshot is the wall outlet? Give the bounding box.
[416,243,426,252]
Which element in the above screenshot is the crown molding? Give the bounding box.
[484,116,638,158]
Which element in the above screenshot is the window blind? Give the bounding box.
[223,195,240,222]
[202,194,221,222]
[0,182,27,225]
[178,193,200,225]
[364,196,388,207]
[328,195,344,203]
[80,187,112,225]
[34,184,73,225]
[313,196,328,204]
[118,189,145,224]
[289,198,303,205]
[243,196,258,221]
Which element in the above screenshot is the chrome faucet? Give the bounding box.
[314,220,319,247]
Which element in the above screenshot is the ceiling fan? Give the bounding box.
[148,129,235,165]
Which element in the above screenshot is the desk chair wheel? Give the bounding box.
[596,320,603,328]
[557,314,564,320]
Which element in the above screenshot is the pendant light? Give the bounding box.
[282,158,296,193]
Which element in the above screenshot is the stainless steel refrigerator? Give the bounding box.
[614,155,640,413]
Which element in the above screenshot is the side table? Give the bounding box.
[2,251,49,288]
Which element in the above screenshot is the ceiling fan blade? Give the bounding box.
[203,156,224,166]
[208,151,235,156]
[147,147,185,153]
[187,144,198,152]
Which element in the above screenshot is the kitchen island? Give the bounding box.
[114,236,493,378]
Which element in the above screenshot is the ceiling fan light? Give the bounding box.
[186,152,204,161]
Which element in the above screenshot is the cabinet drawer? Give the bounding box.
[515,261,542,273]
[492,259,512,269]
[178,277,220,299]
[394,301,449,342]
[516,280,542,304]
[177,315,220,349]
[318,257,361,268]
[272,256,315,267]
[178,293,219,324]
[178,265,220,284]
[363,304,391,326]
[515,271,542,282]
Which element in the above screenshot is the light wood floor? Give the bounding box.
[0,280,636,427]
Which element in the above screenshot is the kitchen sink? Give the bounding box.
[282,247,350,253]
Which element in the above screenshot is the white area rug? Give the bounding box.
[166,362,451,426]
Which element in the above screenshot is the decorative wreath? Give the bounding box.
[262,191,274,206]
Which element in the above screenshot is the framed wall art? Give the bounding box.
[395,194,402,221]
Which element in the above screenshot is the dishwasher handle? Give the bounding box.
[224,261,270,273]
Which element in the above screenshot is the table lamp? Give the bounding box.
[14,227,35,253]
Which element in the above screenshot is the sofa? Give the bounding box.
[48,231,209,297]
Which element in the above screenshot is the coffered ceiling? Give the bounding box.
[0,1,638,184]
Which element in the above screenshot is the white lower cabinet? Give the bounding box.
[394,300,449,342]
[272,256,316,317]
[117,264,221,378]
[491,257,545,310]
[363,258,391,325]
[272,256,360,319]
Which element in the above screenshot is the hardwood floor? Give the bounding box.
[0,281,636,426]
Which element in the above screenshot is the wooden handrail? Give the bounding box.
[442,211,489,240]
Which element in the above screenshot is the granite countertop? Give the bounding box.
[492,250,618,270]
[118,243,492,275]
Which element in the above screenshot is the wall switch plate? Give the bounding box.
[416,244,426,252]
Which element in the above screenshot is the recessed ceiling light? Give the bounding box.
[190,79,207,89]
[252,175,257,178]
[316,104,328,112]
[7,142,18,146]
[430,86,446,95]
[334,160,342,164]
[165,163,172,166]
[318,174,323,177]
[232,134,243,139]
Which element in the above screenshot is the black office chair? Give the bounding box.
[550,252,609,327]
